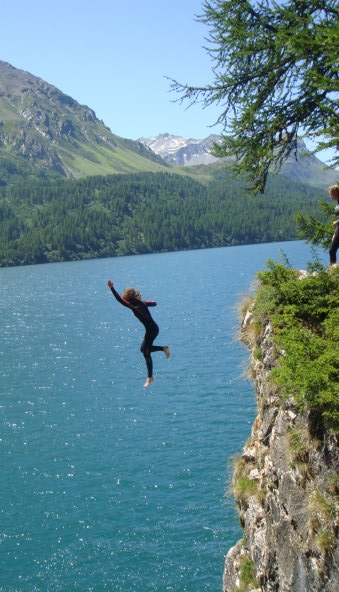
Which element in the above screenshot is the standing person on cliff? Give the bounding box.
[328,184,339,265]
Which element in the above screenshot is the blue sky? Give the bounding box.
[2,0,221,140]
[1,0,336,166]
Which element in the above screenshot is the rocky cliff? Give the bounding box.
[223,308,338,592]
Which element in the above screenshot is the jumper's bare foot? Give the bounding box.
[144,376,155,388]
[163,346,170,359]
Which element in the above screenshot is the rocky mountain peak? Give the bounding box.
[139,133,223,166]
[139,133,338,189]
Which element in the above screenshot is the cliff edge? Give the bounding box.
[223,267,338,592]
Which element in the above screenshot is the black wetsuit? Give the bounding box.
[329,200,339,264]
[110,287,164,377]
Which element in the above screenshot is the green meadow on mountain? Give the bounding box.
[0,60,167,183]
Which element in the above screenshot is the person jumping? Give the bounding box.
[107,280,170,387]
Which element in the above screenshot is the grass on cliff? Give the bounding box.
[237,553,259,591]
[252,260,339,433]
[309,488,338,552]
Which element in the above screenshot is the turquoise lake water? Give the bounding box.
[0,241,325,591]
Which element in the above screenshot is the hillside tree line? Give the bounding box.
[0,171,324,267]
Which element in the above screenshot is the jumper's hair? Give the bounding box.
[122,287,141,302]
[328,185,339,199]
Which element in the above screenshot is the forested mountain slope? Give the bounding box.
[0,170,324,267]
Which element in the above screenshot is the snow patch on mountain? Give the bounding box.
[139,133,197,157]
[139,133,222,165]
[139,133,338,190]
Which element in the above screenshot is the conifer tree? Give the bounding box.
[171,0,339,193]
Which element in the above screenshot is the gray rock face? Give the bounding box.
[223,312,339,592]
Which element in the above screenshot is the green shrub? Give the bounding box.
[253,347,263,361]
[253,262,339,432]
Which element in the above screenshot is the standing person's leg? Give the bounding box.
[329,228,339,264]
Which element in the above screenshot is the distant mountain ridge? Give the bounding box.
[0,61,337,190]
[138,133,223,166]
[0,60,166,182]
[139,133,338,190]
[138,132,296,168]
